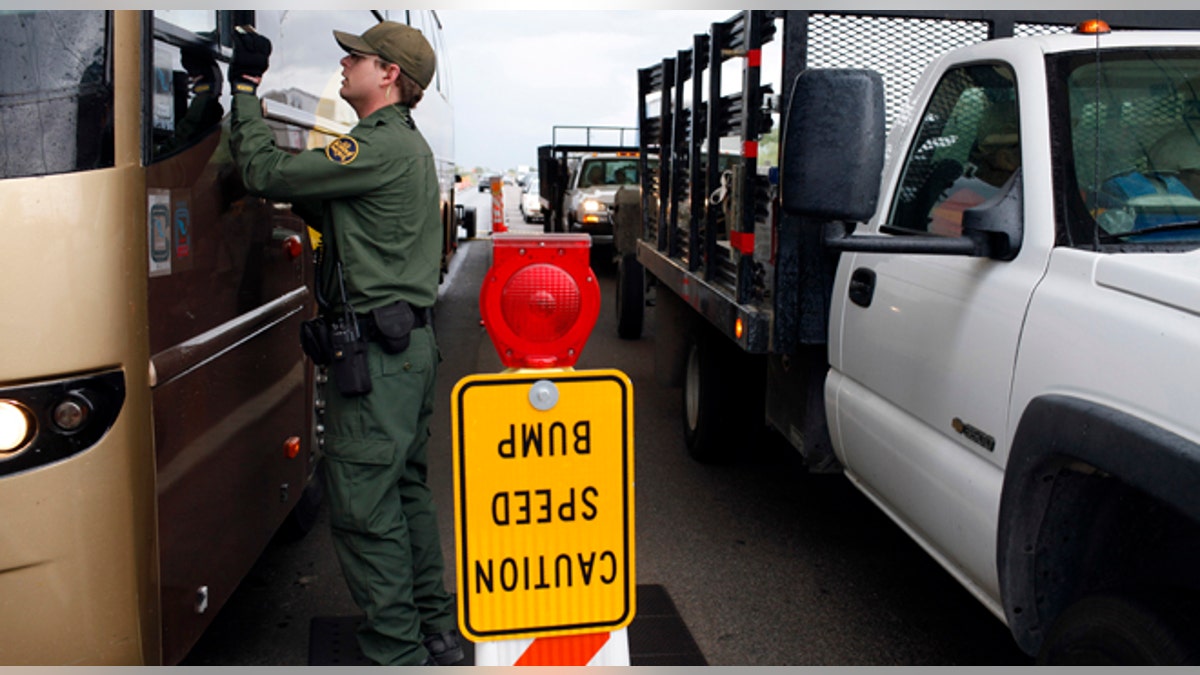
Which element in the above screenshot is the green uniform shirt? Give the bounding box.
[229,92,441,313]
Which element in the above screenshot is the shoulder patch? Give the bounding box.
[325,136,360,165]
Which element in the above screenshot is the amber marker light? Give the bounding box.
[0,400,34,453]
[1075,19,1111,34]
[735,317,745,341]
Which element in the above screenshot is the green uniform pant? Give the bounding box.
[321,325,456,665]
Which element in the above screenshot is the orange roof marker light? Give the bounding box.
[1075,18,1111,34]
[479,234,601,370]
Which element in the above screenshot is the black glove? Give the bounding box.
[229,26,272,95]
[181,44,222,96]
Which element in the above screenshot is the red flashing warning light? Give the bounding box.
[479,234,600,369]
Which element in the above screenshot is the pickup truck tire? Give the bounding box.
[1037,591,1200,665]
[616,253,644,340]
[682,328,766,462]
[683,330,727,462]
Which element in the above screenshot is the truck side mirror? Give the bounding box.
[962,167,1023,261]
[781,69,886,223]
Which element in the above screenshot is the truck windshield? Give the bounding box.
[1058,49,1200,246]
[579,159,641,187]
[0,10,112,180]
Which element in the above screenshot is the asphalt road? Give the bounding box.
[181,186,1032,666]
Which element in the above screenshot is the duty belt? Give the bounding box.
[356,304,431,340]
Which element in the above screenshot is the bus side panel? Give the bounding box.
[152,316,309,665]
[145,120,314,664]
[0,164,159,665]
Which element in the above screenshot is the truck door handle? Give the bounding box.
[849,268,876,307]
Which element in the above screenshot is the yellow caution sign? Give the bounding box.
[450,369,635,641]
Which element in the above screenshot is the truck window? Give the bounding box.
[0,10,112,179]
[888,63,1019,237]
[1061,51,1200,245]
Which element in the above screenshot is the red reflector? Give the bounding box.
[730,231,755,255]
[284,436,301,459]
[743,141,758,158]
[747,49,761,68]
[283,235,303,260]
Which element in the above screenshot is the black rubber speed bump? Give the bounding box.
[309,584,704,665]
[307,615,374,666]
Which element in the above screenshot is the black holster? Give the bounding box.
[370,300,417,354]
[299,316,333,366]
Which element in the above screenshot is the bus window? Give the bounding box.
[0,10,112,178]
[150,11,224,160]
[155,10,215,35]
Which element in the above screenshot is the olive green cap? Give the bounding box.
[334,20,435,90]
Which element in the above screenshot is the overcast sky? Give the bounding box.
[437,10,736,174]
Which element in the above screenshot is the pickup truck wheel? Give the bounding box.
[616,253,644,340]
[1037,591,1200,665]
[682,330,736,463]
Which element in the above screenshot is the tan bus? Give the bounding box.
[0,9,462,665]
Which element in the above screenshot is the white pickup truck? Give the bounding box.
[787,26,1200,664]
[628,11,1200,664]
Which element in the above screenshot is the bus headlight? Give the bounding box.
[0,369,125,476]
[0,400,34,453]
[582,198,605,213]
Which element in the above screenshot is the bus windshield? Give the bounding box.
[0,10,112,180]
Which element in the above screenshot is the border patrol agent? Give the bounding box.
[226,21,462,666]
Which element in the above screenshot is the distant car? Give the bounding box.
[521,179,544,224]
[477,174,498,192]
